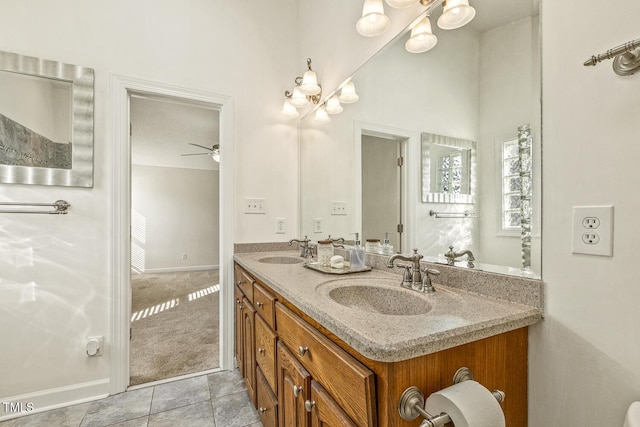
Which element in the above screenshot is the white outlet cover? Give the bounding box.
[313,218,323,233]
[275,217,286,234]
[571,205,614,256]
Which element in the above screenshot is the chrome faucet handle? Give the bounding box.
[444,246,456,265]
[421,268,440,293]
[397,264,413,287]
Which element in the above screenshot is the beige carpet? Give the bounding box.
[130,270,220,386]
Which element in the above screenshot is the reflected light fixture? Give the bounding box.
[437,0,476,30]
[357,0,390,37]
[314,105,331,123]
[338,80,360,104]
[325,96,344,114]
[405,12,438,53]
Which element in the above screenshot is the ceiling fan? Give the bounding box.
[181,143,220,163]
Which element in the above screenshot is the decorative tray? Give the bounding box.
[303,262,372,275]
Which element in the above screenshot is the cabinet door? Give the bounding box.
[255,313,278,393]
[257,366,278,427]
[234,285,244,377]
[277,341,311,427]
[307,380,357,427]
[242,297,257,406]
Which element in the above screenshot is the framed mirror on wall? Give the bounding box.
[0,50,94,187]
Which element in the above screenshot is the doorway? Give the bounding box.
[110,75,235,395]
[129,94,220,385]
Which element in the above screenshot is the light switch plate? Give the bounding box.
[571,205,614,256]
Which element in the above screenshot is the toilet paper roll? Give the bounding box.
[425,380,505,427]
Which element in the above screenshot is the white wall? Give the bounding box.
[530,0,640,425]
[0,0,297,414]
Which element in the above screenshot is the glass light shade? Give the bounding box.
[325,97,343,114]
[281,98,300,118]
[212,149,220,163]
[356,0,390,37]
[290,86,309,108]
[299,70,321,95]
[405,15,438,53]
[386,0,415,7]
[314,106,331,123]
[437,0,476,30]
[338,81,359,103]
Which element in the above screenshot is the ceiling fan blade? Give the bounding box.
[181,152,211,156]
[188,143,213,151]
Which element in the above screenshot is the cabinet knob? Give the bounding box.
[305,400,316,413]
[293,385,303,397]
[256,301,264,308]
[258,348,265,355]
[298,346,309,357]
[259,407,267,414]
[235,281,242,286]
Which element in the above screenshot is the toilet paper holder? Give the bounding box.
[398,367,505,427]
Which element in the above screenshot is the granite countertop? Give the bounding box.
[234,250,542,363]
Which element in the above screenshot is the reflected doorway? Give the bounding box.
[129,93,221,386]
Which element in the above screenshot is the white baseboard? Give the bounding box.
[132,265,219,274]
[0,378,109,421]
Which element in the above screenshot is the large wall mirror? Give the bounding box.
[300,0,541,278]
[0,50,94,187]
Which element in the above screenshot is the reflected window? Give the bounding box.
[502,138,521,231]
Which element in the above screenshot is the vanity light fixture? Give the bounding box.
[281,58,322,118]
[325,96,344,114]
[405,12,438,53]
[357,0,391,37]
[437,0,476,30]
[338,80,360,104]
[386,0,416,8]
[314,105,331,123]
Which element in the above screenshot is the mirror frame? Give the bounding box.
[421,132,476,204]
[0,50,94,187]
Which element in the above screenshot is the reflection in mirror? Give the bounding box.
[300,0,541,278]
[0,50,94,187]
[421,132,476,204]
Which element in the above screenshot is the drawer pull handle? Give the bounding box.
[256,301,264,308]
[305,400,316,413]
[258,348,265,355]
[298,346,309,357]
[259,407,267,414]
[235,281,242,286]
[293,385,303,397]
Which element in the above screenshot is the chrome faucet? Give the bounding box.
[326,235,346,248]
[444,245,475,268]
[289,236,314,258]
[387,249,424,290]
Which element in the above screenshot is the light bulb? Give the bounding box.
[325,97,344,114]
[290,86,309,108]
[405,14,438,53]
[314,106,331,123]
[386,0,415,7]
[281,98,300,118]
[356,0,390,37]
[299,69,321,95]
[437,0,475,30]
[338,81,360,104]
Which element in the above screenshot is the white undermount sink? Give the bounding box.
[317,277,433,316]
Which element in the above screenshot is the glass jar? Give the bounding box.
[317,240,334,267]
[365,239,383,254]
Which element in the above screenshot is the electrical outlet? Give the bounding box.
[275,218,286,234]
[313,218,323,233]
[244,198,266,214]
[572,205,614,256]
[330,201,347,216]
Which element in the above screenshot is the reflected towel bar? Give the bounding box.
[429,210,476,219]
[0,200,71,214]
[584,37,640,76]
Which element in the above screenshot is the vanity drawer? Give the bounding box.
[234,263,255,304]
[255,312,278,393]
[275,302,376,427]
[253,282,277,329]
[256,366,278,427]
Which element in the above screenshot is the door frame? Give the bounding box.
[110,75,235,394]
[353,121,420,252]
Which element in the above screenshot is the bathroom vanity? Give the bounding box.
[233,250,542,427]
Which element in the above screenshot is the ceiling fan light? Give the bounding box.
[405,14,438,53]
[437,0,475,30]
[338,80,360,104]
[212,144,221,163]
[325,97,344,114]
[356,0,390,37]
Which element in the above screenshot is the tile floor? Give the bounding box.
[0,370,262,427]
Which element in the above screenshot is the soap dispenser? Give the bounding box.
[349,232,366,269]
[382,232,394,255]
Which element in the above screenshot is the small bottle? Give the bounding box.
[349,233,366,269]
[317,240,334,268]
[382,232,394,255]
[365,239,383,254]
